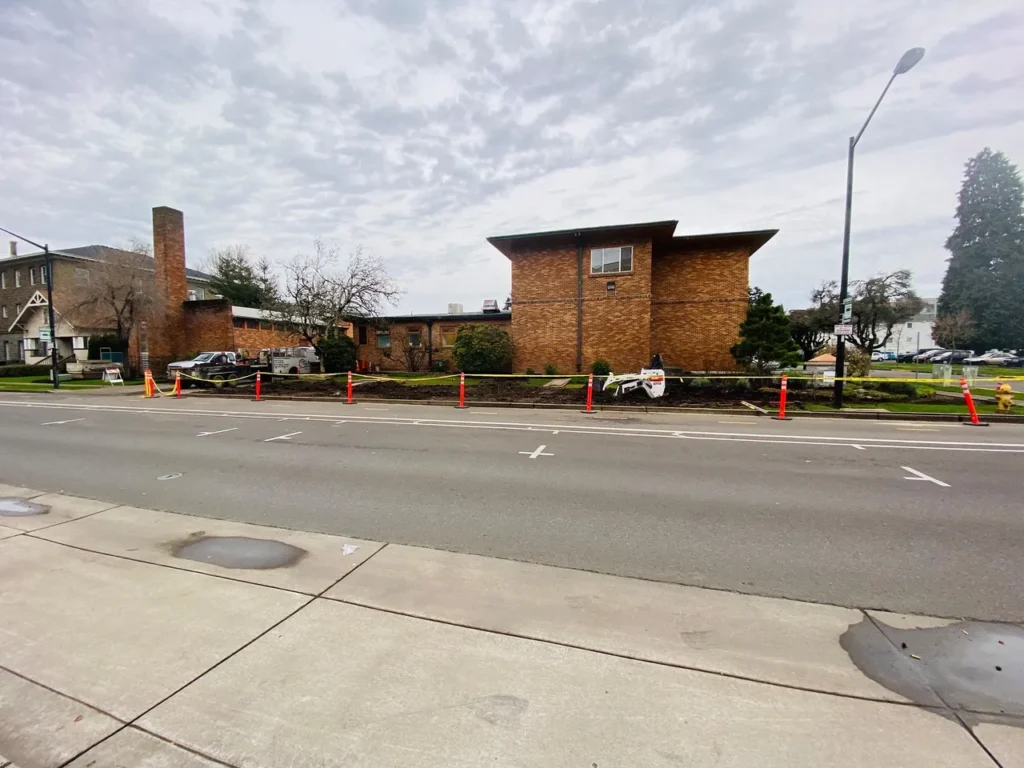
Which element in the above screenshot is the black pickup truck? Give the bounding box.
[165,352,267,388]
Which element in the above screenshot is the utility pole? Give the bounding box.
[0,226,61,389]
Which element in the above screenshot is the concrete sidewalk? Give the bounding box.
[0,484,1019,767]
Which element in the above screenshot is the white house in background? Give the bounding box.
[880,298,938,356]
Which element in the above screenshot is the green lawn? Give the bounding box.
[0,376,112,390]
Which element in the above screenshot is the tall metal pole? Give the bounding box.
[831,137,856,409]
[44,245,60,389]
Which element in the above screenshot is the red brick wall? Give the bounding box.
[354,317,511,372]
[650,245,749,371]
[233,325,304,353]
[182,300,234,358]
[510,235,653,373]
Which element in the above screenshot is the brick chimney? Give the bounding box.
[149,206,188,369]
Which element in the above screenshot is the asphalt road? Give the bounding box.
[2,393,1023,621]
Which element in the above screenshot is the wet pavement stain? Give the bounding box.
[841,616,1024,726]
[172,535,307,570]
[0,497,50,517]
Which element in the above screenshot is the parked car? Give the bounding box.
[897,350,927,363]
[963,350,1016,366]
[913,348,946,363]
[930,349,973,364]
[870,351,896,361]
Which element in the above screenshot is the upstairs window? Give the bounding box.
[40,265,47,284]
[14,270,21,288]
[376,329,391,349]
[1,272,6,289]
[29,267,36,285]
[407,327,422,347]
[590,246,633,274]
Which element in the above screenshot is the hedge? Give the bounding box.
[0,364,53,378]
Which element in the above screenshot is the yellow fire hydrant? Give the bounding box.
[995,382,1015,413]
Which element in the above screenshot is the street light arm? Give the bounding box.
[853,72,897,148]
[0,225,46,251]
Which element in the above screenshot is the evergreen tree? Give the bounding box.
[208,245,280,309]
[731,289,801,373]
[938,148,1024,350]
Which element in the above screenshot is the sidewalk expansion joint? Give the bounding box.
[324,595,936,711]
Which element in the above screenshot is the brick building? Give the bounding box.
[1,240,213,366]
[487,221,777,373]
[1,207,303,372]
[141,207,303,372]
[352,308,510,372]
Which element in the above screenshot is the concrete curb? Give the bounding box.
[182,391,1024,423]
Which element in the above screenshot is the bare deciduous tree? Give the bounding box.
[848,270,923,353]
[276,240,402,345]
[933,309,976,351]
[66,239,163,344]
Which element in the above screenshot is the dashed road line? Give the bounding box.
[264,432,302,443]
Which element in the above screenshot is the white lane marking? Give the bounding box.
[901,466,950,487]
[333,421,347,426]
[3,400,1023,453]
[852,444,866,451]
[264,431,302,443]
[552,430,560,435]
[197,427,238,438]
[519,444,554,459]
[41,418,84,426]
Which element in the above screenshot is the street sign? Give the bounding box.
[842,298,853,322]
[834,323,853,336]
[38,327,51,342]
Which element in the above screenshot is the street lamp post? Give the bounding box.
[0,226,61,389]
[832,47,925,409]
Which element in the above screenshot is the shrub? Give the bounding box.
[591,359,611,376]
[0,364,52,378]
[688,377,712,389]
[452,325,513,373]
[786,376,808,391]
[733,378,750,392]
[877,381,918,398]
[433,358,449,373]
[525,367,536,376]
[543,363,557,375]
[315,335,357,374]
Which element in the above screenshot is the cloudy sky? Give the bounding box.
[2,0,1023,312]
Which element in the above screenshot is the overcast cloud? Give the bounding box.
[2,0,1022,312]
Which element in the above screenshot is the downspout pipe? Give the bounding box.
[576,232,583,373]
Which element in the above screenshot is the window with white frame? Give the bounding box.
[14,270,21,288]
[15,303,21,316]
[24,337,37,352]
[29,267,36,285]
[40,265,47,284]
[376,329,391,349]
[590,246,633,274]
[1,271,5,289]
[1,306,6,318]
[73,336,87,349]
[407,327,422,347]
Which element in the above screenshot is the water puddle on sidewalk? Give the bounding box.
[842,616,1024,725]
[0,498,50,517]
[172,535,307,570]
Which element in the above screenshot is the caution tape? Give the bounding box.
[178,371,258,384]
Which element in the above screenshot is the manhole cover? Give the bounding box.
[842,617,1024,724]
[0,497,50,517]
[157,473,183,481]
[173,536,306,570]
